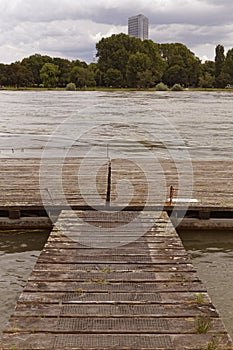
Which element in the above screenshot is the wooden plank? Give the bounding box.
[39,248,188,256]
[28,270,201,283]
[0,157,109,209]
[37,255,191,264]
[4,316,226,334]
[1,333,232,350]
[0,158,232,211]
[110,158,233,210]
[17,291,211,304]
[47,234,185,244]
[14,302,218,318]
[24,280,206,293]
[33,262,196,272]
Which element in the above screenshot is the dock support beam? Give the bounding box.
[8,209,21,220]
[198,210,211,220]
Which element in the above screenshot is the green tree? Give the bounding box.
[96,33,143,85]
[137,70,155,88]
[40,63,60,88]
[0,64,8,86]
[53,57,72,87]
[88,62,98,73]
[202,60,215,76]
[4,62,34,87]
[187,57,201,87]
[159,43,201,87]
[215,45,225,76]
[199,60,215,88]
[126,52,152,87]
[223,48,233,85]
[163,64,187,86]
[96,34,165,87]
[199,72,215,88]
[215,44,225,87]
[70,67,96,88]
[88,63,103,86]
[104,68,124,87]
[71,59,88,69]
[21,54,53,86]
[141,40,165,82]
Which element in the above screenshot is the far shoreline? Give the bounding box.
[0,86,233,92]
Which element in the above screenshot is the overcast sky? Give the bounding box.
[0,0,232,64]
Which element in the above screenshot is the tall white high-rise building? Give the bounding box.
[128,14,149,40]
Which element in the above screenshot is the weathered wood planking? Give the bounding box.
[1,211,232,350]
[0,158,109,209]
[110,158,233,209]
[0,158,232,213]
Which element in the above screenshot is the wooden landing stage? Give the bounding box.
[1,211,232,350]
[0,158,232,216]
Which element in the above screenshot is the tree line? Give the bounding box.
[0,34,232,89]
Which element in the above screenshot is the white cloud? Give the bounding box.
[0,0,232,63]
[0,44,34,63]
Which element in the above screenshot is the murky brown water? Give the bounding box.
[179,229,233,339]
[0,230,49,335]
[0,90,232,160]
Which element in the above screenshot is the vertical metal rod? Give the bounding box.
[106,160,111,207]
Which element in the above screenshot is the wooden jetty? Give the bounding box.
[1,211,233,349]
[0,156,233,349]
[0,158,232,226]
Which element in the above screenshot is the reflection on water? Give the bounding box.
[179,229,233,340]
[0,230,50,335]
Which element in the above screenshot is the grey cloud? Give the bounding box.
[0,0,127,24]
[1,0,232,27]
[151,23,233,46]
[0,0,232,63]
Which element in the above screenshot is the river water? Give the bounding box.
[179,229,233,339]
[0,230,49,336]
[0,90,232,160]
[0,90,232,336]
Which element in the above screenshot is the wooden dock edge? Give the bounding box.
[0,210,233,230]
